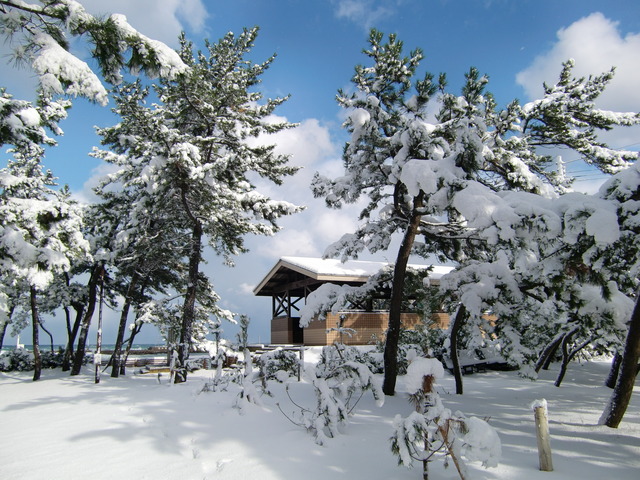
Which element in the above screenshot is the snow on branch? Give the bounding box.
[32,32,109,104]
[1,0,188,107]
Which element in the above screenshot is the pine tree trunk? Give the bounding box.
[535,332,564,373]
[605,353,622,389]
[61,305,84,372]
[111,272,139,378]
[554,327,591,388]
[450,304,467,395]
[600,294,640,428]
[554,327,578,387]
[39,320,55,352]
[30,286,42,381]
[122,322,143,370]
[542,342,560,371]
[64,304,72,341]
[422,456,429,480]
[0,316,10,351]
[121,282,148,374]
[383,199,422,396]
[175,221,203,384]
[71,264,103,376]
[1,305,16,352]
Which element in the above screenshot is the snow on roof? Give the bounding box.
[253,256,454,296]
[280,256,453,278]
[280,256,389,277]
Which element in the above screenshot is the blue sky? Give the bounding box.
[3,0,640,346]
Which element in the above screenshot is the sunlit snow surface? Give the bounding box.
[0,354,638,479]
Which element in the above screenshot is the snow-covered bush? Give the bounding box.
[0,348,34,372]
[256,348,300,382]
[199,338,245,393]
[200,364,241,394]
[391,353,501,479]
[0,348,90,371]
[371,326,448,375]
[279,344,384,445]
[315,343,382,376]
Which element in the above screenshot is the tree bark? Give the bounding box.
[600,294,640,428]
[61,305,84,371]
[0,306,12,351]
[122,322,143,370]
[0,321,6,352]
[175,221,203,384]
[553,326,579,387]
[38,320,55,352]
[71,264,103,376]
[535,332,564,373]
[450,304,467,395]
[555,329,592,388]
[30,286,42,381]
[605,353,622,389]
[382,197,422,396]
[111,271,139,378]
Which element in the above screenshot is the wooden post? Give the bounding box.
[532,399,553,471]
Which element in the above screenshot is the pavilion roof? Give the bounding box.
[253,256,454,297]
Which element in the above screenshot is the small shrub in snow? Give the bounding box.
[373,326,448,375]
[0,348,34,372]
[279,343,384,445]
[390,353,501,479]
[256,348,300,381]
[315,343,381,376]
[0,349,90,372]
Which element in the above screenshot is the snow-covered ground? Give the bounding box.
[1,352,638,480]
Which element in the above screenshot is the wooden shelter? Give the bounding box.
[253,256,453,345]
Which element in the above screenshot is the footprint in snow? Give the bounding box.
[215,459,232,472]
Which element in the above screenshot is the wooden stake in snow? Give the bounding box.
[532,399,553,471]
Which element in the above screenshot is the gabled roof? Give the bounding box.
[253,256,454,297]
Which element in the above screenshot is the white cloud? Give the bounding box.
[516,12,640,113]
[239,282,256,295]
[332,0,396,31]
[254,204,365,260]
[244,115,371,261]
[246,116,340,205]
[75,162,120,205]
[269,117,338,170]
[256,227,320,258]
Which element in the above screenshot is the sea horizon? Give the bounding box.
[1,343,166,353]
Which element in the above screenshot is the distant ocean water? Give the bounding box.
[0,343,165,353]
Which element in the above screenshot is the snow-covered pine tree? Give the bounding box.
[390,353,500,479]
[0,286,10,351]
[0,277,23,351]
[593,163,640,427]
[0,143,90,380]
[312,29,640,395]
[0,88,69,149]
[437,60,640,389]
[93,28,303,383]
[83,181,190,377]
[50,269,88,371]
